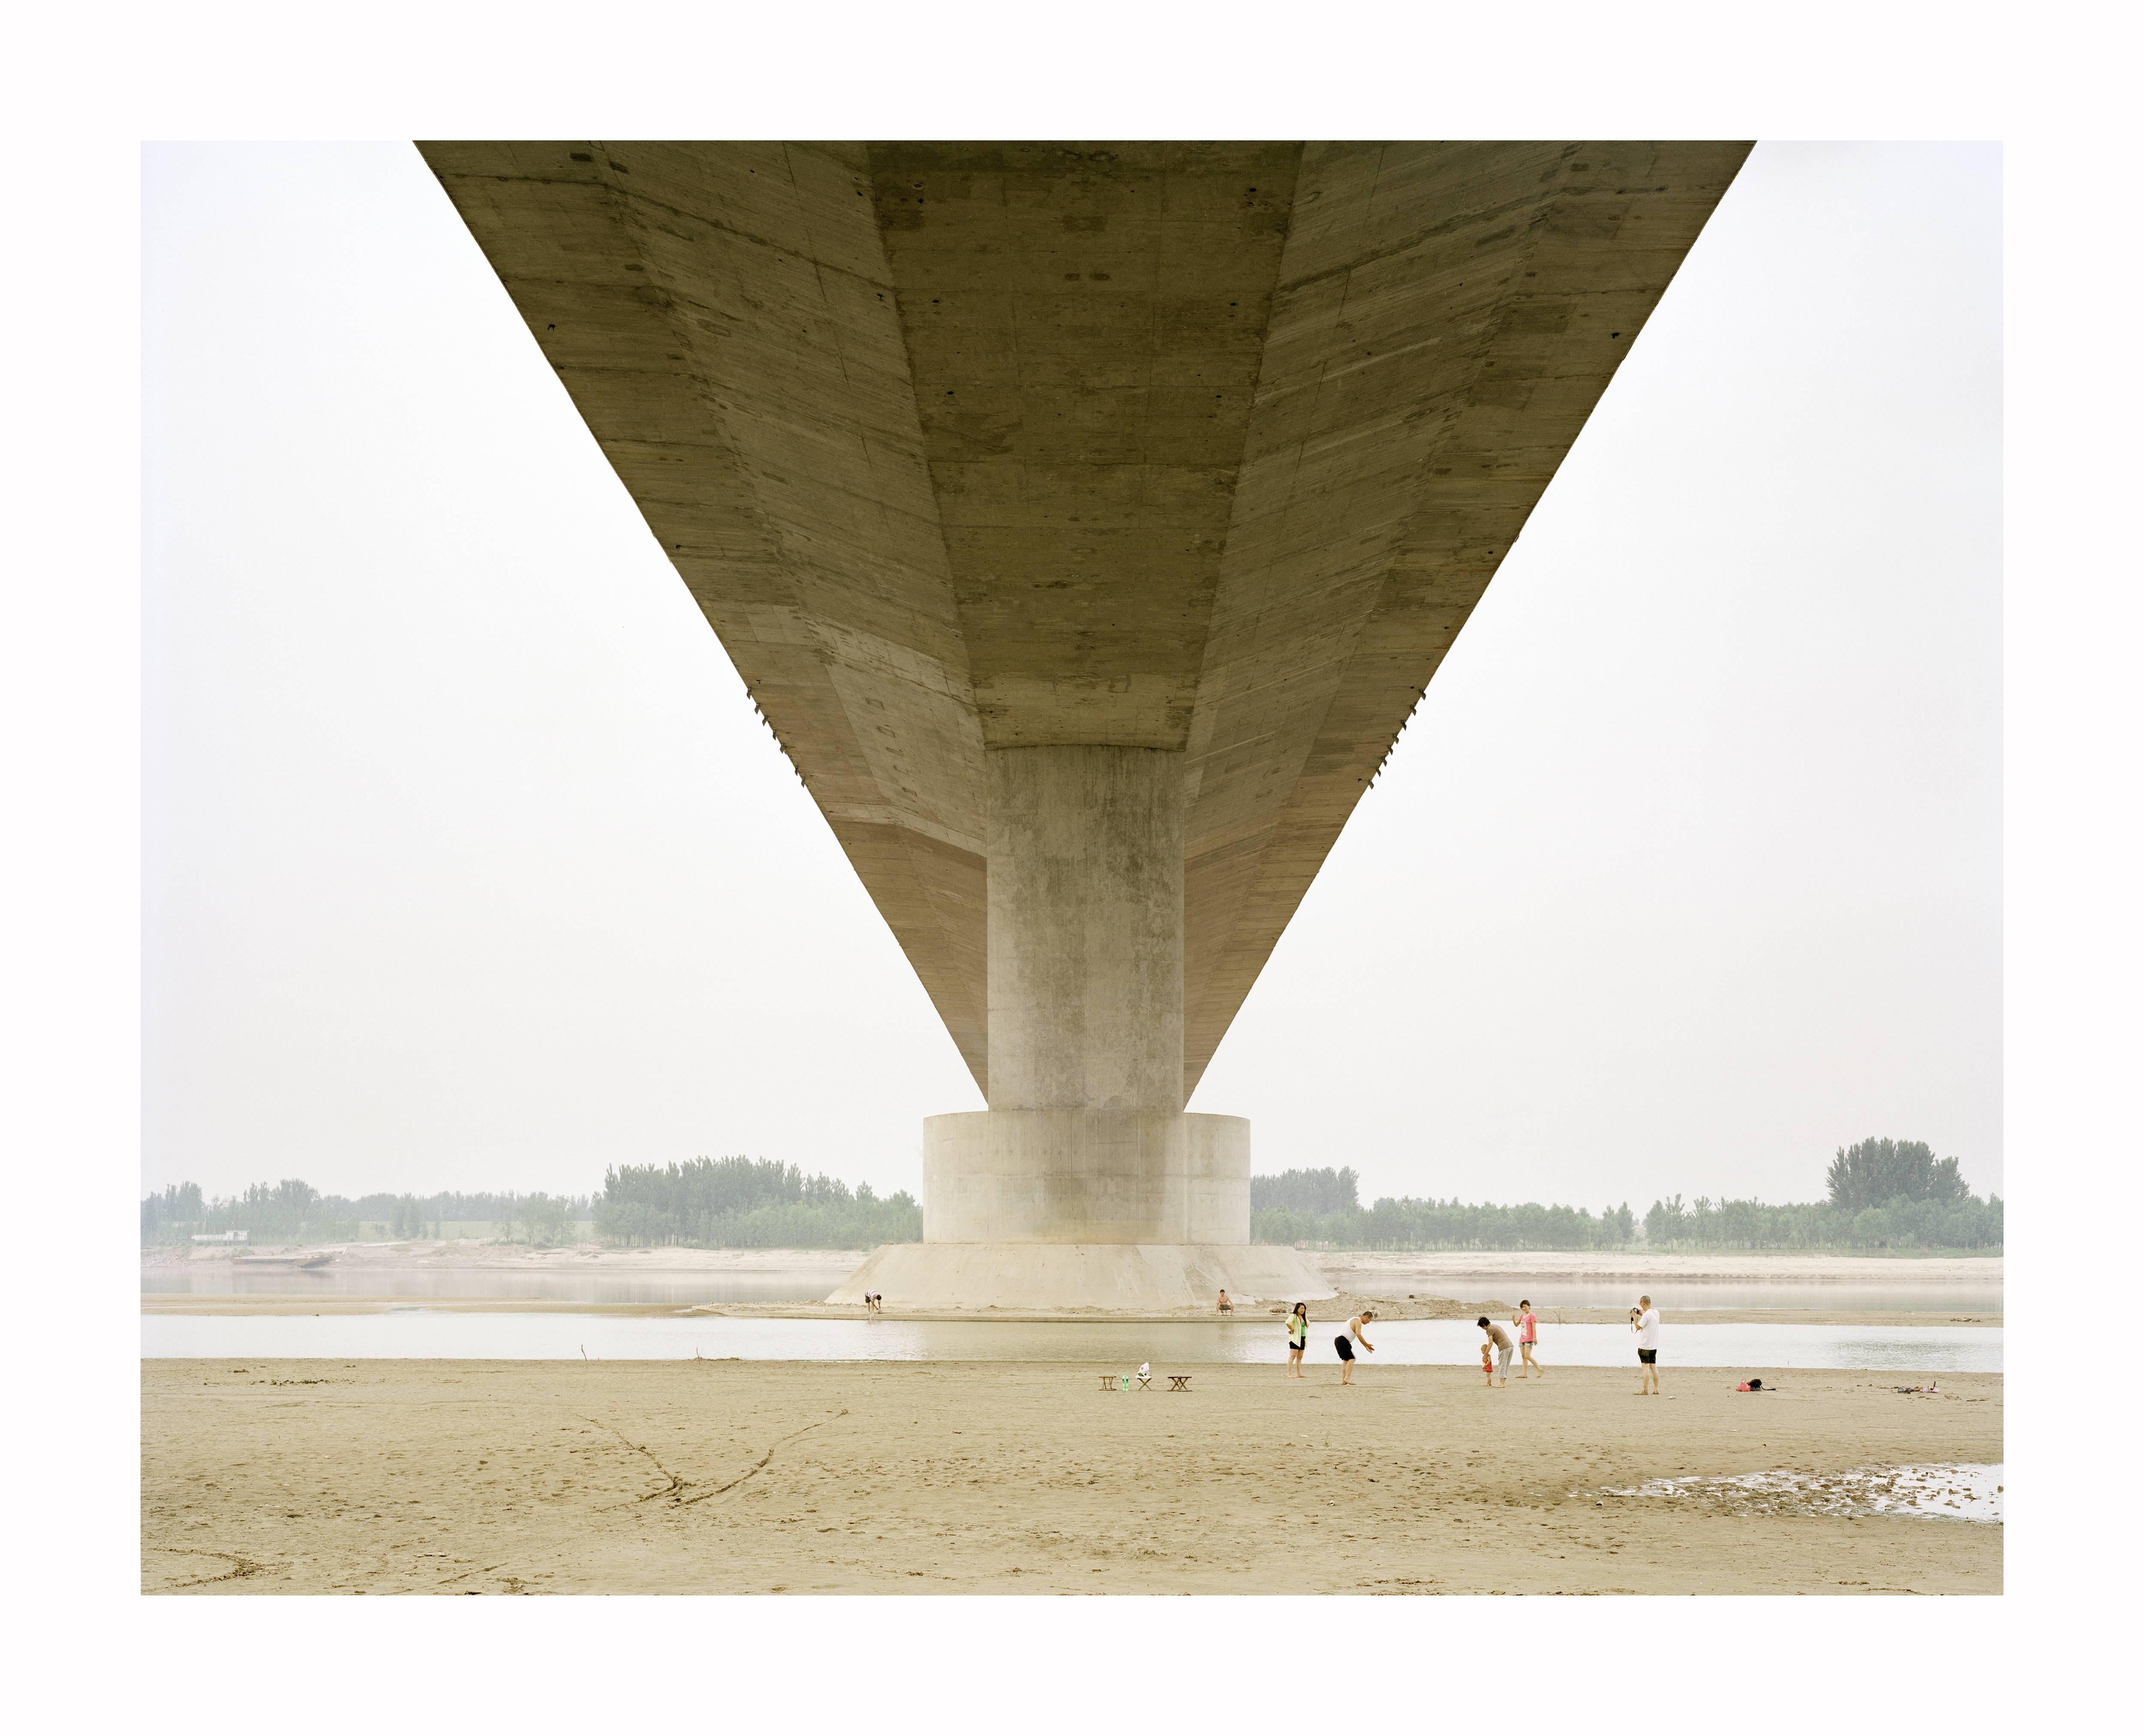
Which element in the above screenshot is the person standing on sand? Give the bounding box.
[1632,1294,1662,1395]
[1286,1302,1309,1376]
[1513,1300,1542,1376]
[1477,1316,1512,1387]
[1335,1309,1375,1383]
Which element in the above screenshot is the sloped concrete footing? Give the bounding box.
[825,1242,1335,1311]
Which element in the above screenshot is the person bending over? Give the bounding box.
[1477,1316,1512,1388]
[1336,1309,1375,1384]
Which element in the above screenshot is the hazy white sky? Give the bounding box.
[142,141,2000,1209]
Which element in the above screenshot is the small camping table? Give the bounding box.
[1168,1374,1192,1391]
[1098,1374,1117,1391]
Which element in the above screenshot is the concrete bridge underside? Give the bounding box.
[422,141,1748,1308]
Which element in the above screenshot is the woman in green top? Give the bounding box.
[1286,1302,1309,1377]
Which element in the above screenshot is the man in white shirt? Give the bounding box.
[1632,1294,1661,1395]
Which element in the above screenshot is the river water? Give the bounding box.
[140,1313,2001,1371]
[140,1263,2002,1315]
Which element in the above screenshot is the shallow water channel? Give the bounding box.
[141,1313,2002,1371]
[140,1263,2003,1315]
[1603,1462,2005,1523]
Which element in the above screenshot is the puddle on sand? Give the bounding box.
[1581,1463,2003,1524]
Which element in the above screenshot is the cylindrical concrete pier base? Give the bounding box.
[922,1109,1249,1244]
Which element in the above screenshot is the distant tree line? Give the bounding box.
[140,1180,591,1247]
[365,1191,587,1244]
[1251,1166,1364,1217]
[594,1157,921,1249]
[1251,1139,2000,1253]
[1640,1191,2001,1251]
[140,1157,918,1251]
[1253,1169,1636,1251]
[1638,1139,2000,1250]
[144,1136,1996,1255]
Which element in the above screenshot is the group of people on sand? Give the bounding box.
[1274,1294,1661,1389]
[1474,1303,1542,1386]
[1278,1302,1383,1382]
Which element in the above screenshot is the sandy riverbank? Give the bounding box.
[141,1358,2000,1594]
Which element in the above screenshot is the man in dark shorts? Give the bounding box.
[1336,1309,1375,1383]
[1633,1294,1661,1395]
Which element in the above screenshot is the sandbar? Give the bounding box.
[142,1359,2001,1595]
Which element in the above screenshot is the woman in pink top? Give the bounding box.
[1512,1300,1542,1377]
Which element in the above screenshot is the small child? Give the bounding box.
[1480,1342,1495,1386]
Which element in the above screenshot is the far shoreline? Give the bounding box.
[141,1242,2001,1327]
[142,1241,2003,1280]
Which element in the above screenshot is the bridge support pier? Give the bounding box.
[830,746,1330,1310]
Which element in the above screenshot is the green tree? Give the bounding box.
[1645,1194,1689,1244]
[593,1157,921,1249]
[1249,1167,1360,1215]
[515,1193,576,1246]
[1825,1138,1969,1211]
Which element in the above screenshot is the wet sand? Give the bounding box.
[142,1359,2001,1595]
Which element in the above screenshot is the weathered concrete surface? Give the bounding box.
[922,1109,1247,1244]
[987,745,1183,1113]
[418,141,1749,1098]
[825,1239,1332,1309]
